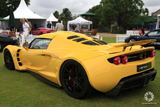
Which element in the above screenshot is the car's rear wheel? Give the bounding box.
[40,32,43,34]
[4,49,15,70]
[129,39,136,42]
[0,42,4,52]
[60,60,94,99]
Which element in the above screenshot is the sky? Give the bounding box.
[28,0,160,18]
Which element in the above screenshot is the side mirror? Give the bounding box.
[22,42,29,50]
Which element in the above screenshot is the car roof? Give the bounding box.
[36,31,93,40]
[152,29,160,31]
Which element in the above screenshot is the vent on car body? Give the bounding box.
[82,41,98,45]
[93,39,107,45]
[16,49,23,66]
[73,38,87,42]
[67,35,79,39]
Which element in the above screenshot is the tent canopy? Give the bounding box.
[68,16,92,24]
[67,16,92,31]
[2,0,46,30]
[4,0,45,19]
[47,13,58,22]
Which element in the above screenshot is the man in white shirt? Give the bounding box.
[55,19,64,31]
[20,18,31,46]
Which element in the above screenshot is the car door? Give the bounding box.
[145,30,160,46]
[21,38,52,69]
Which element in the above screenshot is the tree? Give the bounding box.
[99,0,149,30]
[88,5,102,29]
[59,8,72,30]
[53,11,59,19]
[72,14,79,20]
[0,0,30,17]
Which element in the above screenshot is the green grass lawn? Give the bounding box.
[0,37,160,107]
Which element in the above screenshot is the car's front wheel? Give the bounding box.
[0,42,4,52]
[129,39,136,42]
[60,60,94,99]
[4,49,15,70]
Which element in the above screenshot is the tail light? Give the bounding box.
[122,56,128,64]
[150,50,156,57]
[114,57,121,65]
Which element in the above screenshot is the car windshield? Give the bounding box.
[146,30,160,36]
[45,28,52,30]
[29,38,51,49]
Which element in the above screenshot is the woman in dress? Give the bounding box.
[20,18,31,46]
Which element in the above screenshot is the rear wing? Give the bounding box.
[109,39,156,52]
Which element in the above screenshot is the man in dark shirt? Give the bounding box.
[47,22,51,28]
[34,22,38,30]
[141,23,145,35]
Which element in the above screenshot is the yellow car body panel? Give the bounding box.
[3,31,157,95]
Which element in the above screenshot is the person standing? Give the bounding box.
[47,22,51,28]
[55,19,64,31]
[28,21,33,43]
[141,23,145,35]
[34,22,38,30]
[20,18,31,46]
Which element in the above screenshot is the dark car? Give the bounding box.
[125,29,160,48]
[31,27,55,35]
[0,33,18,52]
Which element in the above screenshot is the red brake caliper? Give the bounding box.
[69,70,72,80]
[69,69,73,86]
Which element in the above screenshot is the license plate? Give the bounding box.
[137,62,151,72]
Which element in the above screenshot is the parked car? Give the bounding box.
[0,33,18,52]
[3,31,157,99]
[125,29,160,48]
[31,27,55,35]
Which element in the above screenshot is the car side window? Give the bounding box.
[29,38,51,49]
[148,31,159,36]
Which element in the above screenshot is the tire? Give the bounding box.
[60,60,94,99]
[40,32,43,34]
[0,42,4,52]
[4,49,15,70]
[129,39,136,43]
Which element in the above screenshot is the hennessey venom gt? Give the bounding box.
[3,31,157,99]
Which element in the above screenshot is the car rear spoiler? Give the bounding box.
[109,39,156,52]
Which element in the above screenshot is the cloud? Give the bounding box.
[143,0,160,15]
[28,0,160,18]
[28,0,101,18]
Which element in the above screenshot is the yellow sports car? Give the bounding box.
[3,31,157,99]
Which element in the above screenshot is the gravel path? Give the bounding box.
[97,33,117,37]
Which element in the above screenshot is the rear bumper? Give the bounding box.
[106,68,157,95]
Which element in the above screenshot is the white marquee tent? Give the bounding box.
[47,13,58,29]
[2,0,46,29]
[67,16,92,31]
[47,13,58,22]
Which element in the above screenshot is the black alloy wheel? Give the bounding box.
[0,42,4,52]
[4,49,15,70]
[60,60,94,99]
